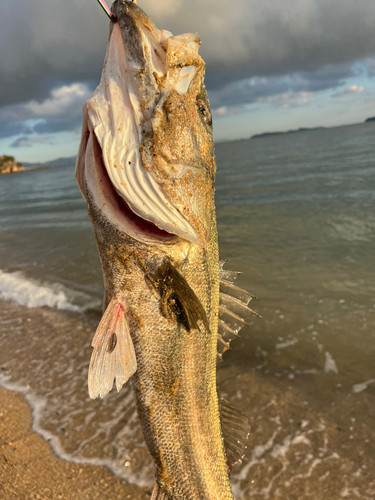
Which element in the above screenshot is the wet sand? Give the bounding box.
[0,386,148,500]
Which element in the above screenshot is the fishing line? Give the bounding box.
[96,0,137,20]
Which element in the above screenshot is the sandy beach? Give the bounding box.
[0,386,149,500]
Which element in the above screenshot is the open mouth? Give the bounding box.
[82,19,201,244]
[86,130,178,243]
[76,2,207,246]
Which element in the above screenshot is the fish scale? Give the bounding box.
[89,202,231,498]
[76,2,250,498]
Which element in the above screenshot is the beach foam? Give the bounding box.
[324,352,339,374]
[0,269,99,312]
[352,379,375,393]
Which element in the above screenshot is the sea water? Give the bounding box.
[1,122,374,499]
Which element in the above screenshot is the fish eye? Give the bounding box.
[196,99,212,127]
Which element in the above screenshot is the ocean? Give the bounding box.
[1,121,375,499]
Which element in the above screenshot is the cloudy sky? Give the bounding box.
[1,0,375,162]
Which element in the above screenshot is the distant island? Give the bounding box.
[0,155,24,174]
[365,117,375,123]
[251,126,325,140]
[0,155,52,175]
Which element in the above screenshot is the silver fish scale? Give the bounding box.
[126,245,233,499]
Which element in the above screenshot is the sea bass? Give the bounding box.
[76,2,253,498]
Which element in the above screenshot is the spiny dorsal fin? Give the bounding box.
[151,483,170,500]
[220,397,251,469]
[217,261,260,358]
[219,259,242,282]
[88,296,137,399]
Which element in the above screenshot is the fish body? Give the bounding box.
[76,2,250,499]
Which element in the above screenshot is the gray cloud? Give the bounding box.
[208,62,356,109]
[33,115,84,134]
[1,0,375,110]
[10,137,32,148]
[0,0,108,107]
[0,83,91,138]
[0,121,34,138]
[365,57,375,77]
[10,136,52,148]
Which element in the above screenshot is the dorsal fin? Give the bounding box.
[217,261,260,359]
[220,397,250,469]
[219,259,242,282]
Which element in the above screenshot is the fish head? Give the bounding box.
[76,0,215,248]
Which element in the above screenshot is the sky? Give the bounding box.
[1,0,375,163]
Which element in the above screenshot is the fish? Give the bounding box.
[75,1,254,498]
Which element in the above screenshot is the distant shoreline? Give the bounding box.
[251,126,325,140]
[10,118,375,166]
[0,165,50,175]
[24,165,51,172]
[216,116,375,144]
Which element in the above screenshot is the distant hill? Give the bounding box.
[365,117,375,123]
[251,126,325,140]
[22,156,76,169]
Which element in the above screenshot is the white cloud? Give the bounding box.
[0,83,90,125]
[255,91,315,109]
[0,82,92,138]
[346,85,364,93]
[213,106,228,116]
[24,84,90,118]
[212,105,246,119]
[212,89,316,118]
[332,84,365,98]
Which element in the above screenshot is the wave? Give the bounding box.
[0,372,150,487]
[0,269,101,313]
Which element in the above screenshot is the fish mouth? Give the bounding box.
[76,1,205,246]
[84,126,177,243]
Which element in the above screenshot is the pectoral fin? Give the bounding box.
[88,297,137,399]
[155,259,209,332]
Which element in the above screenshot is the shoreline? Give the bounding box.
[1,294,375,498]
[0,165,51,175]
[0,299,155,496]
[0,385,149,500]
